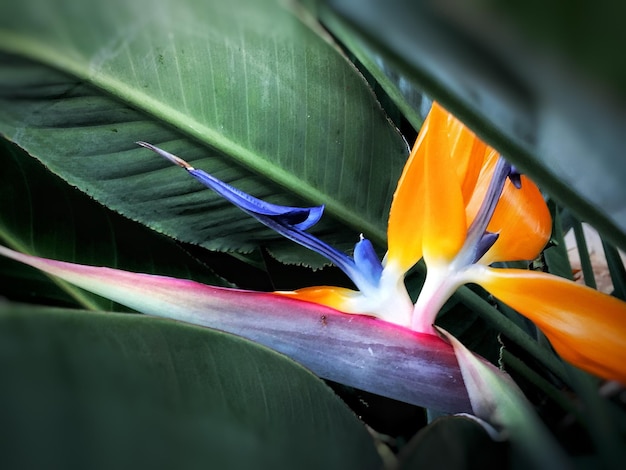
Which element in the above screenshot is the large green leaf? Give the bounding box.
[316,0,626,252]
[0,0,408,266]
[0,303,382,470]
[397,416,507,470]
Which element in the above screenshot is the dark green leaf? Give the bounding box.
[602,239,626,301]
[0,303,382,470]
[319,11,430,133]
[543,203,574,280]
[397,416,507,470]
[572,219,597,289]
[317,0,626,251]
[0,0,409,267]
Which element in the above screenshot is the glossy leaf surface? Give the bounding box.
[0,0,409,265]
[0,303,382,470]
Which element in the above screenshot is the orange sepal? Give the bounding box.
[476,267,626,384]
[445,114,488,205]
[386,112,428,273]
[485,176,551,263]
[274,286,359,313]
[386,102,493,271]
[466,152,552,264]
[421,103,467,263]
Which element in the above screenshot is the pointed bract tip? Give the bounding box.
[508,165,522,189]
[136,141,194,170]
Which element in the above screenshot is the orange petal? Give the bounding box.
[386,102,495,270]
[486,176,551,263]
[464,146,499,224]
[419,105,489,208]
[443,115,488,205]
[476,267,626,383]
[274,286,360,312]
[421,103,467,263]
[386,111,428,273]
[466,156,552,264]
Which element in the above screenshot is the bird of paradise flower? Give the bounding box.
[139,102,626,385]
[2,102,625,389]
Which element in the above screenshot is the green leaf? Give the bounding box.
[543,203,574,281]
[0,138,229,310]
[0,0,409,267]
[316,0,626,252]
[0,303,382,470]
[397,416,507,470]
[602,239,626,301]
[571,219,597,289]
[318,11,429,133]
[564,367,626,469]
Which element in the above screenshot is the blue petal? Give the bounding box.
[353,236,383,287]
[458,156,511,267]
[187,168,324,230]
[138,142,376,290]
[136,142,323,230]
[473,231,500,263]
[507,164,522,189]
[464,157,510,256]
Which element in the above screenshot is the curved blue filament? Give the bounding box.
[187,168,324,230]
[463,156,518,265]
[138,142,381,292]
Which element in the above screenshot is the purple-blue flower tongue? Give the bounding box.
[136,141,323,230]
[137,142,380,292]
[461,156,520,265]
